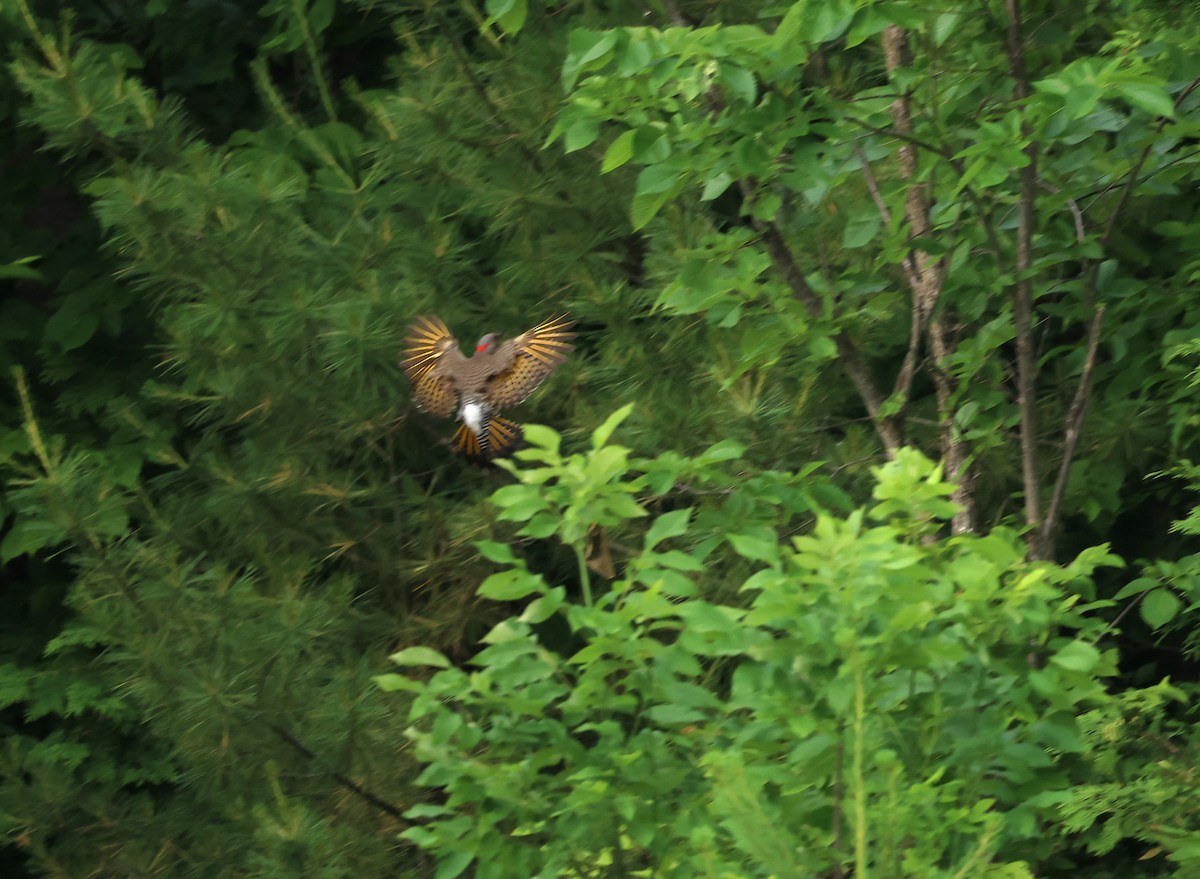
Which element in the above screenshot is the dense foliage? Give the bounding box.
[2,0,1199,876]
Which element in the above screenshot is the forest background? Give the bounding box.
[2,0,1200,876]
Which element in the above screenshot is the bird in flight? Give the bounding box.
[400,314,576,460]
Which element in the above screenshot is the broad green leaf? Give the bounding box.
[476,540,517,564]
[701,172,733,201]
[522,424,561,454]
[485,0,527,35]
[601,129,636,172]
[1140,588,1181,629]
[773,0,809,47]
[1112,576,1157,601]
[1116,80,1175,118]
[808,0,855,43]
[371,673,423,693]
[435,849,475,879]
[644,509,693,549]
[718,65,756,105]
[631,189,673,229]
[592,403,635,449]
[521,587,565,623]
[1050,640,1100,673]
[564,116,600,153]
[842,211,881,249]
[563,29,618,89]
[601,491,646,520]
[45,303,99,351]
[519,512,558,539]
[479,569,543,601]
[933,12,960,46]
[695,439,746,466]
[727,532,780,566]
[388,647,451,668]
[635,163,681,196]
[493,484,549,521]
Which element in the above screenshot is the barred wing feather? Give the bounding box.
[485,314,576,409]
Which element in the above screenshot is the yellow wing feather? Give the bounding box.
[400,315,461,418]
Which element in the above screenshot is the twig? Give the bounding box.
[270,724,411,824]
[1101,76,1200,245]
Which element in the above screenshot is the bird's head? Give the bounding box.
[475,332,501,354]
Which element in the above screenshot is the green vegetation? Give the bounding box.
[2,0,1199,876]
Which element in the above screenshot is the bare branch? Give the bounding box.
[1003,0,1044,557]
[882,25,975,533]
[1042,306,1105,548]
[753,217,905,454]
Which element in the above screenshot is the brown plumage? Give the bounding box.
[401,313,576,460]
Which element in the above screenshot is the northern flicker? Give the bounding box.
[400,313,576,460]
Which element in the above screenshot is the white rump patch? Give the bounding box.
[461,401,485,433]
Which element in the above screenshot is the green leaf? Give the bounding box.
[435,849,475,879]
[485,0,527,35]
[932,12,960,46]
[718,65,756,105]
[808,0,855,43]
[635,163,681,196]
[644,509,693,549]
[388,647,451,668]
[701,172,733,201]
[601,491,646,520]
[601,129,636,172]
[493,484,549,521]
[0,256,44,281]
[520,512,559,538]
[842,211,881,249]
[563,29,618,90]
[631,189,673,229]
[695,439,746,466]
[565,116,600,153]
[521,587,565,623]
[476,540,517,564]
[592,403,635,449]
[479,569,544,601]
[1049,640,1100,673]
[1116,80,1175,118]
[522,424,562,455]
[45,302,99,351]
[727,532,780,566]
[1140,588,1181,629]
[1112,576,1157,601]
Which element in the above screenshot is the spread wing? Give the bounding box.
[484,314,576,409]
[400,315,464,418]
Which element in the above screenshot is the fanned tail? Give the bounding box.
[451,417,524,462]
